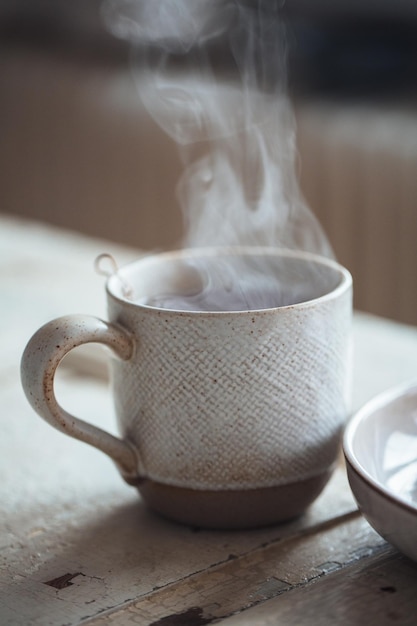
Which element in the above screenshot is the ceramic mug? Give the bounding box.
[21,247,352,528]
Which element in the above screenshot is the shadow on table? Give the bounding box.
[17,496,297,625]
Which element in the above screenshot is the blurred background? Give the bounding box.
[1,0,417,323]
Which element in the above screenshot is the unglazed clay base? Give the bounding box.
[137,469,333,529]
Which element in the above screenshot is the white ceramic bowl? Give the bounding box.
[344,381,417,562]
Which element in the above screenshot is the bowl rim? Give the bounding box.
[343,380,417,516]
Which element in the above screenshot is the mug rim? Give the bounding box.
[106,246,352,315]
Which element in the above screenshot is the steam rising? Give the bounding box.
[102,0,334,310]
[103,0,231,53]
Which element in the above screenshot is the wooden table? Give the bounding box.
[1,216,417,626]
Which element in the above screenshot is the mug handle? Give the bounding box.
[20,314,140,484]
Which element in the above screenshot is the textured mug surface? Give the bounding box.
[21,247,352,528]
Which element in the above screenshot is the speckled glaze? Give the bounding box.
[21,247,352,527]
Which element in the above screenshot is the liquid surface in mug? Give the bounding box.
[141,290,282,311]
[136,284,308,312]
[130,256,334,312]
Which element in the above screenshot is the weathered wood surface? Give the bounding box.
[85,513,389,625]
[217,548,417,626]
[1,217,417,626]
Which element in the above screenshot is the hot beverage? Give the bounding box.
[129,252,334,313]
[137,287,287,312]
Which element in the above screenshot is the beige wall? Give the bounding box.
[0,49,184,250]
[297,102,417,326]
